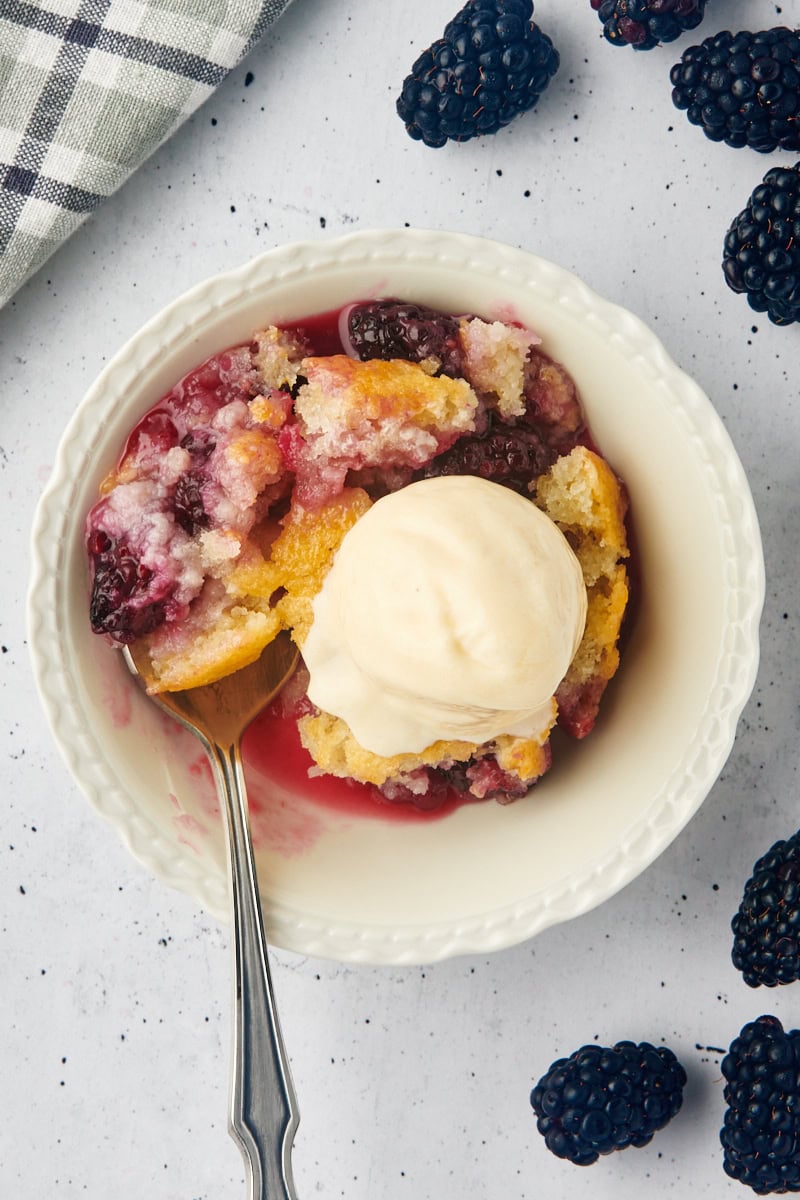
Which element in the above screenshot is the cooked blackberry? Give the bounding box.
[722,164,800,325]
[531,1040,686,1165]
[343,300,464,376]
[396,0,559,148]
[87,530,167,643]
[671,28,800,152]
[731,829,800,987]
[721,1015,800,1194]
[379,755,529,811]
[173,471,209,536]
[591,0,707,51]
[179,428,216,458]
[416,410,556,495]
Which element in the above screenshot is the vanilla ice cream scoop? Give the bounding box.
[302,475,588,758]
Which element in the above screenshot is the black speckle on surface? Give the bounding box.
[320,216,327,228]
[19,885,25,894]
[245,71,254,87]
[230,205,236,213]
[210,117,217,126]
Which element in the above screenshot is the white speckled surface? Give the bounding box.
[2,0,799,1196]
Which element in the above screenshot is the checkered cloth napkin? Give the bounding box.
[0,0,294,306]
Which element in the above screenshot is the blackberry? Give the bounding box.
[722,164,800,325]
[396,0,559,148]
[731,829,800,987]
[378,756,528,811]
[87,530,166,643]
[179,428,216,458]
[343,300,464,376]
[173,471,209,536]
[416,410,555,495]
[530,1040,686,1165]
[591,0,707,51]
[721,1015,800,1194]
[671,29,800,152]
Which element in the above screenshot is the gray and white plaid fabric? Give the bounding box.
[0,0,294,306]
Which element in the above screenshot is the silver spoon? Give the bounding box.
[124,633,301,1200]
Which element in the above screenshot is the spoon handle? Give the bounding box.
[210,740,300,1200]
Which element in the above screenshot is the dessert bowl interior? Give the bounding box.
[28,228,764,964]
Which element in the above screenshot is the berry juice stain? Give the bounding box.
[102,663,133,729]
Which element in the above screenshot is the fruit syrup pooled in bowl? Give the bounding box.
[84,298,631,816]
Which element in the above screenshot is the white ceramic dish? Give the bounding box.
[28,228,764,964]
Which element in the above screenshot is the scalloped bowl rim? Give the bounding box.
[28,228,764,963]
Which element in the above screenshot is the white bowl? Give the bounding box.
[28,229,764,964]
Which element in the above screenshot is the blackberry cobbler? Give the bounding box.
[86,299,630,810]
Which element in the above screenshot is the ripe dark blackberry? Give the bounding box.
[731,829,800,987]
[343,300,464,376]
[416,410,556,496]
[591,0,707,51]
[396,0,559,148]
[721,1015,800,1194]
[671,29,800,152]
[722,164,800,326]
[530,1040,686,1165]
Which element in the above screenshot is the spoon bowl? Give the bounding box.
[124,633,301,1200]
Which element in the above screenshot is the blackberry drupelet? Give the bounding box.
[530,1040,686,1165]
[590,0,707,51]
[721,1015,800,1194]
[671,28,800,152]
[722,163,800,325]
[343,300,464,376]
[731,829,800,987]
[396,0,559,148]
